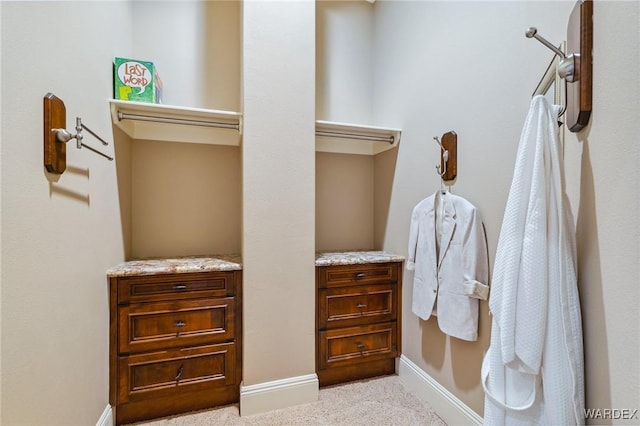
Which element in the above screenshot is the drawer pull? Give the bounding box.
[355,273,367,279]
[356,303,367,309]
[175,364,184,381]
[173,284,188,290]
[356,342,366,351]
[174,320,186,328]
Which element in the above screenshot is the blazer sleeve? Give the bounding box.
[406,204,420,271]
[462,207,490,298]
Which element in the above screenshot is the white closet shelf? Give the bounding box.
[109,100,242,146]
[315,120,401,155]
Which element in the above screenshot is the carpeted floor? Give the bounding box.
[131,375,447,425]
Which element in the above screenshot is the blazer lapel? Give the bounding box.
[438,193,457,267]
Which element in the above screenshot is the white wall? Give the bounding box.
[316,1,374,123]
[130,142,241,258]
[316,152,375,251]
[1,2,131,424]
[241,0,318,414]
[1,5,4,420]
[371,0,639,418]
[570,1,640,419]
[132,0,240,111]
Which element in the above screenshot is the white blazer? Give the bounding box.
[407,191,489,341]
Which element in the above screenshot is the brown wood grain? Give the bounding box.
[566,0,593,132]
[109,270,242,425]
[43,93,67,174]
[316,261,402,387]
[441,131,457,182]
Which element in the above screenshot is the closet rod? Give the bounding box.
[315,130,394,144]
[117,111,240,131]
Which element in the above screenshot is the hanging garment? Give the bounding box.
[482,96,585,425]
[407,191,489,341]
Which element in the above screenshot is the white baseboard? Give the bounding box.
[96,404,113,426]
[99,362,477,423]
[398,355,483,425]
[240,373,319,417]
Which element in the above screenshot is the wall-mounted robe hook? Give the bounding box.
[433,136,449,178]
[44,93,113,175]
[525,27,577,82]
[53,117,114,161]
[432,131,457,182]
[525,0,593,132]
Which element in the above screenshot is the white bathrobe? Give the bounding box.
[482,96,585,425]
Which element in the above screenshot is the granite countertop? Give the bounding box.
[107,254,242,277]
[107,251,404,276]
[315,250,405,267]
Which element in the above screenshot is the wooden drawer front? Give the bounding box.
[119,298,235,354]
[318,323,397,370]
[319,284,396,329]
[118,271,237,304]
[318,263,398,288]
[118,343,235,404]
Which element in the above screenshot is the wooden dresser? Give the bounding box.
[107,256,242,425]
[315,251,403,387]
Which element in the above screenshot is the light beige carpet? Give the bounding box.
[132,375,447,426]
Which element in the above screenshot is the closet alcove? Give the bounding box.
[315,1,401,252]
[107,3,243,423]
[315,136,400,252]
[110,1,242,260]
[111,102,242,259]
[314,2,404,387]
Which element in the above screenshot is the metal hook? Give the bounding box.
[525,27,577,82]
[433,136,448,178]
[53,117,113,161]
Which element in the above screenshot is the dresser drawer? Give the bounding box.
[318,322,397,370]
[318,283,396,329]
[118,342,236,404]
[117,271,238,304]
[317,263,398,288]
[118,298,235,354]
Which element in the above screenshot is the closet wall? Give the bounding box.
[316,152,375,251]
[132,1,240,112]
[371,0,574,415]
[372,0,639,418]
[1,2,131,424]
[240,0,317,412]
[130,141,241,258]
